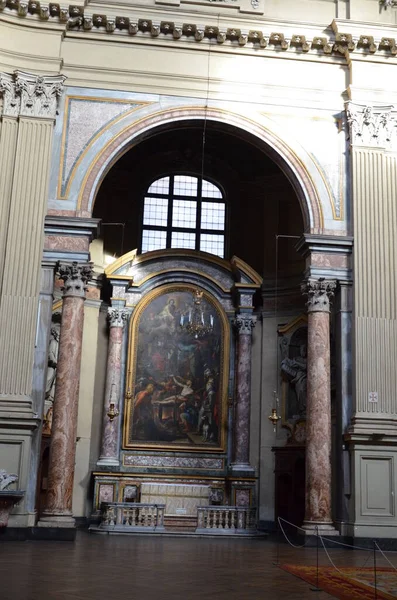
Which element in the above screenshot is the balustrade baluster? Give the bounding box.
[205,509,211,529]
[224,510,229,530]
[197,509,204,529]
[230,510,235,530]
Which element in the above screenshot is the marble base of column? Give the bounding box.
[301,521,339,535]
[38,514,75,528]
[229,463,255,475]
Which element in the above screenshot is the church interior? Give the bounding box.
[1,0,397,597]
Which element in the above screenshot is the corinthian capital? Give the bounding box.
[0,73,20,117]
[58,262,93,299]
[0,70,66,119]
[301,278,337,313]
[235,314,257,335]
[345,102,397,149]
[108,307,129,328]
[15,71,66,119]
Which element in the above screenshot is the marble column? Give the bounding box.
[231,314,256,471]
[98,307,129,466]
[302,278,337,532]
[40,262,93,526]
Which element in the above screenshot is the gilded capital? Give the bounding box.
[301,278,337,313]
[58,262,93,299]
[235,314,257,335]
[108,307,129,328]
[0,70,66,119]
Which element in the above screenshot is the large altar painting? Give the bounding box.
[125,286,228,451]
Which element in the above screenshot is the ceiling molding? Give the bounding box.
[1,1,397,59]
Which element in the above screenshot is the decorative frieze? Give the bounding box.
[1,2,397,59]
[380,0,397,8]
[58,261,93,298]
[0,71,65,119]
[301,278,337,314]
[346,102,397,149]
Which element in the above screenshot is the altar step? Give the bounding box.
[89,525,267,538]
[164,515,197,532]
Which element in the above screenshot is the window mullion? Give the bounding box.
[196,177,202,251]
[166,176,174,248]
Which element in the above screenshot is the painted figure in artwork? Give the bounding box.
[129,288,224,448]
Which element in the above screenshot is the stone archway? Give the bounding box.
[76,105,330,233]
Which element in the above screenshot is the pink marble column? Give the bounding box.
[302,278,337,533]
[98,307,128,466]
[40,262,92,526]
[231,314,256,471]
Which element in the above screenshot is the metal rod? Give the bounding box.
[310,526,322,592]
[374,540,377,600]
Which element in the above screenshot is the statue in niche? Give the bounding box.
[43,311,61,434]
[279,320,308,425]
[281,343,307,418]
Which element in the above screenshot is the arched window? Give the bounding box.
[140,175,226,258]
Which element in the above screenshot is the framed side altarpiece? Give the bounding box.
[123,284,230,452]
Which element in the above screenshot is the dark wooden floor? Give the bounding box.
[0,532,383,600]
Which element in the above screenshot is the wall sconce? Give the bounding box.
[107,383,119,421]
[107,402,119,422]
[268,391,281,432]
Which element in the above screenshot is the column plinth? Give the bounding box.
[301,278,338,534]
[230,314,256,473]
[39,262,92,527]
[98,308,128,466]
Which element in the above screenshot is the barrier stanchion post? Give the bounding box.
[373,540,377,600]
[273,520,280,566]
[310,526,322,592]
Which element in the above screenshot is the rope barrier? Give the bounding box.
[278,517,397,555]
[277,517,311,549]
[276,516,397,599]
[375,541,397,572]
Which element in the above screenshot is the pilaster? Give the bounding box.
[346,102,397,435]
[0,70,65,528]
[0,71,65,405]
[0,73,19,296]
[344,102,397,537]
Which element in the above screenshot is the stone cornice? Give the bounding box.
[1,2,397,59]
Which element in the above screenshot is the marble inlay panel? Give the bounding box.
[61,98,139,196]
[123,454,223,469]
[141,482,209,516]
[98,484,115,504]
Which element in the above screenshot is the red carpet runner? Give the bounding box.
[281,564,397,599]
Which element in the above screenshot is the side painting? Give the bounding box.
[125,286,228,451]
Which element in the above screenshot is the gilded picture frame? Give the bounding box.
[123,283,230,452]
